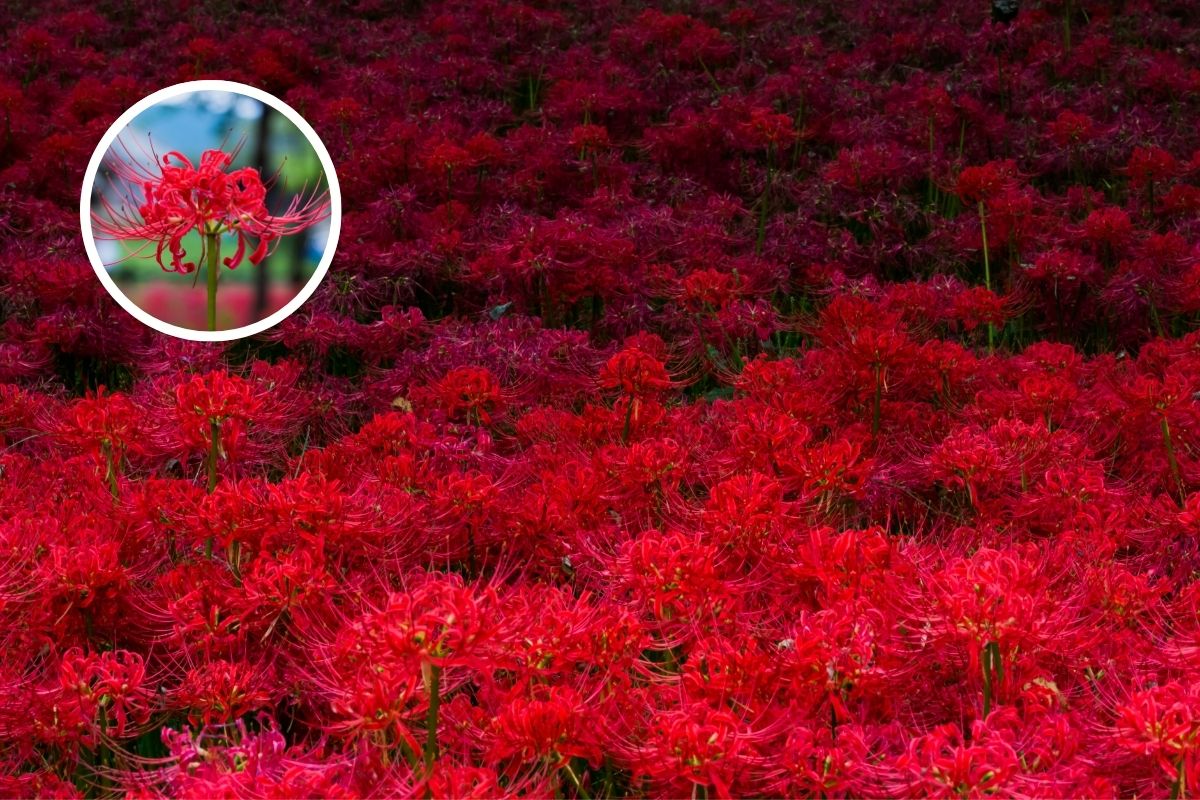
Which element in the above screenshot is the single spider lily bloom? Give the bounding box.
[91,138,330,330]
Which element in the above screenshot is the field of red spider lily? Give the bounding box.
[3,0,1200,797]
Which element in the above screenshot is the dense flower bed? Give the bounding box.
[2,0,1200,796]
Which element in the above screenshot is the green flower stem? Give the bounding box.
[101,440,119,500]
[872,363,883,436]
[982,640,1002,717]
[207,418,220,494]
[1162,415,1186,507]
[562,761,590,799]
[424,663,442,772]
[978,201,995,354]
[206,232,220,332]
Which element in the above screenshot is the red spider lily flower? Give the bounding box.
[1081,205,1136,252]
[36,529,133,640]
[635,703,763,797]
[1115,683,1200,791]
[161,717,357,798]
[772,723,871,797]
[173,371,264,455]
[92,142,329,274]
[1126,146,1179,190]
[951,286,1010,335]
[433,365,505,425]
[170,658,278,727]
[897,720,1020,797]
[599,347,674,398]
[614,529,734,624]
[56,648,153,743]
[568,124,612,154]
[1047,110,1096,148]
[486,686,603,772]
[734,106,797,151]
[425,765,508,799]
[956,160,1020,203]
[56,387,143,491]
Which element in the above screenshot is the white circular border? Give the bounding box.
[80,80,342,342]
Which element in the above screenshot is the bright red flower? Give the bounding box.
[92,144,329,273]
[956,160,1019,202]
[1047,110,1096,147]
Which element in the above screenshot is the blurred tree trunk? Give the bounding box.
[253,107,275,319]
[254,104,317,317]
[288,221,306,291]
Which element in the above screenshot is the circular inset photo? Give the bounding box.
[81,80,341,341]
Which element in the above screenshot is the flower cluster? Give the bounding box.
[2,0,1200,797]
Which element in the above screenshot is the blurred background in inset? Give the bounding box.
[93,90,330,331]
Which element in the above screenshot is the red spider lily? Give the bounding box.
[93,144,329,275]
[55,387,142,495]
[1115,683,1200,795]
[55,648,153,744]
[956,161,1021,204]
[169,658,278,727]
[769,723,871,797]
[634,703,764,797]
[160,718,357,799]
[425,765,508,799]
[1126,146,1179,192]
[172,370,265,493]
[486,686,603,773]
[91,139,329,332]
[734,107,797,151]
[599,347,673,398]
[1047,110,1096,148]
[433,365,505,425]
[896,719,1020,797]
[599,344,676,442]
[614,529,734,625]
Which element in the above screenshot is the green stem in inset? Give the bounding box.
[205,232,220,332]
